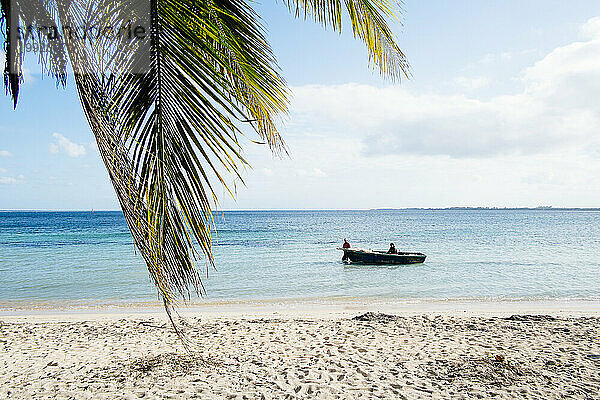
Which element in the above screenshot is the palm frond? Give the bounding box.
[1,0,408,311]
[1,0,24,107]
[283,0,410,79]
[55,0,288,305]
[1,0,68,107]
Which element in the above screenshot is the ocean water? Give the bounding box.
[1,210,599,305]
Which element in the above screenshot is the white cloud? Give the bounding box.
[291,84,558,157]
[0,168,6,173]
[288,20,600,158]
[49,133,87,158]
[0,150,12,157]
[580,16,600,39]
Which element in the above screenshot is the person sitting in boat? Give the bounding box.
[342,239,351,249]
[387,242,397,254]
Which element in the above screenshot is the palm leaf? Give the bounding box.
[1,0,68,107]
[283,0,410,79]
[55,0,289,306]
[1,0,408,310]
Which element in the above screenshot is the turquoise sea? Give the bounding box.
[1,210,599,305]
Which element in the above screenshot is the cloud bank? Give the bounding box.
[288,17,600,158]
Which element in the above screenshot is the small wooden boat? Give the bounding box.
[337,248,426,265]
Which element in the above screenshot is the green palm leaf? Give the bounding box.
[1,0,408,309]
[56,0,290,305]
[283,0,410,79]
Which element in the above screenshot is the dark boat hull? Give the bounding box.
[340,249,426,265]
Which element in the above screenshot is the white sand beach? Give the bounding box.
[1,300,600,399]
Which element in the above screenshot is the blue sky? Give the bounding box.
[2,0,600,209]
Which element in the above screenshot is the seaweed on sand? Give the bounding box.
[423,357,526,387]
[352,312,400,322]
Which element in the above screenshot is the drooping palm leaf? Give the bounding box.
[283,0,410,79]
[1,0,68,107]
[54,0,290,305]
[1,0,408,309]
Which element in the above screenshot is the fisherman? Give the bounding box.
[387,242,397,254]
[341,239,351,262]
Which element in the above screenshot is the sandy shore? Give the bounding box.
[1,301,600,399]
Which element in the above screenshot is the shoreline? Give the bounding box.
[2,297,600,321]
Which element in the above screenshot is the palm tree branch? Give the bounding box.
[55,0,289,305]
[283,0,410,79]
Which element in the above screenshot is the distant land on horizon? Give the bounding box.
[372,206,600,211]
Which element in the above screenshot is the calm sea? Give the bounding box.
[1,210,599,305]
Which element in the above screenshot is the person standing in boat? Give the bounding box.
[387,242,397,254]
[341,239,351,261]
